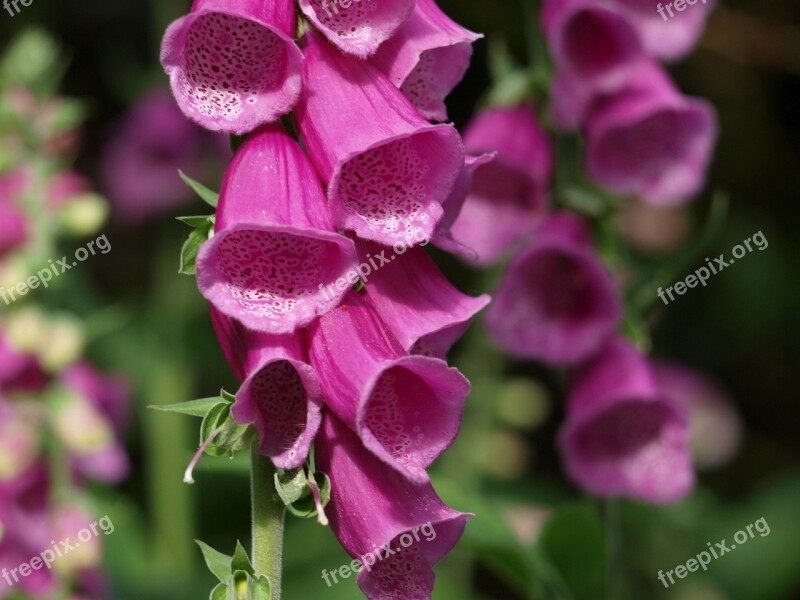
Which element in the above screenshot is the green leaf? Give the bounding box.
[177,215,215,229]
[209,583,227,600]
[231,541,255,575]
[287,472,331,519]
[195,540,233,583]
[275,468,309,506]
[201,403,231,457]
[149,397,225,418]
[179,170,220,208]
[179,216,214,276]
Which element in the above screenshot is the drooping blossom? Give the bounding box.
[485,213,622,366]
[558,337,695,503]
[101,90,229,224]
[308,291,469,484]
[196,124,358,334]
[298,0,415,59]
[356,241,490,359]
[371,0,482,121]
[160,0,303,134]
[583,61,718,204]
[211,308,322,469]
[655,361,743,470]
[296,29,464,248]
[447,104,552,265]
[315,412,471,600]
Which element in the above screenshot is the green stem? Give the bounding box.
[251,449,285,598]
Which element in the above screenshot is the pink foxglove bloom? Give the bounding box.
[584,61,718,204]
[316,412,471,600]
[371,0,482,121]
[655,361,743,470]
[356,242,490,358]
[0,172,28,259]
[0,332,46,394]
[486,213,621,365]
[604,0,716,61]
[60,363,130,435]
[296,30,465,248]
[196,125,358,334]
[432,153,495,260]
[210,308,322,469]
[160,0,303,134]
[298,0,414,59]
[101,90,228,224]
[559,338,695,504]
[542,0,643,90]
[448,105,552,265]
[308,291,469,484]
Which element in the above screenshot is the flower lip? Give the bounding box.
[196,222,358,334]
[356,355,469,485]
[160,0,303,134]
[328,126,464,247]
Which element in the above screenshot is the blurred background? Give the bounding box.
[0,0,798,598]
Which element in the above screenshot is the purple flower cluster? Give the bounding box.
[161,1,485,597]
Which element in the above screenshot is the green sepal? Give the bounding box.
[197,541,272,600]
[149,397,225,418]
[196,540,234,583]
[200,392,255,457]
[178,215,215,276]
[179,170,220,208]
[274,467,331,520]
[209,583,228,600]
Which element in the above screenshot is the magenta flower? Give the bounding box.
[447,105,552,265]
[60,363,130,435]
[308,291,469,484]
[160,0,303,134]
[296,30,465,248]
[315,412,471,600]
[356,241,490,358]
[0,172,28,259]
[371,0,482,121]
[101,90,229,224]
[210,308,322,469]
[196,125,358,334]
[0,332,46,394]
[559,338,695,504]
[655,361,743,470]
[584,61,718,204]
[486,213,621,365]
[298,0,414,59]
[542,0,643,90]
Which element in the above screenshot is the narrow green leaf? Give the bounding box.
[179,170,219,208]
[179,227,211,276]
[149,397,224,418]
[231,541,255,575]
[195,540,233,583]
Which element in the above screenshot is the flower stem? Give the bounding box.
[251,448,285,598]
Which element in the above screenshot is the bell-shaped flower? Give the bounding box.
[296,30,465,248]
[584,61,718,204]
[558,338,695,504]
[160,0,303,134]
[486,213,621,365]
[315,412,471,600]
[447,105,552,265]
[371,0,482,121]
[655,361,743,470]
[298,0,414,59]
[356,241,490,358]
[308,291,469,484]
[60,362,130,436]
[210,308,323,469]
[196,124,358,334]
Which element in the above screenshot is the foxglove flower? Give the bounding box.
[60,363,130,435]
[542,0,643,90]
[486,213,621,365]
[558,338,694,503]
[160,0,303,134]
[0,332,46,393]
[447,105,552,265]
[101,90,229,224]
[0,400,40,483]
[655,361,742,470]
[196,124,358,334]
[308,291,469,484]
[210,308,322,469]
[316,412,471,600]
[584,61,718,204]
[296,30,465,248]
[356,241,490,358]
[0,172,28,259]
[298,0,414,59]
[371,0,482,121]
